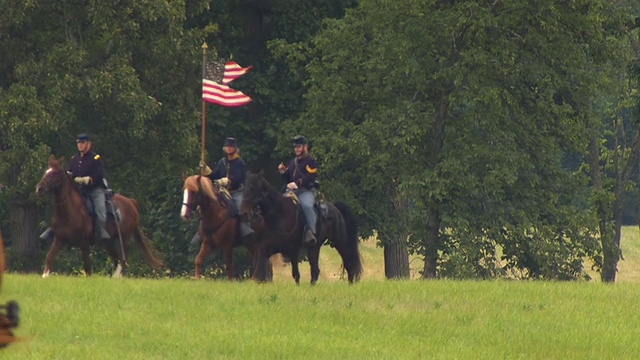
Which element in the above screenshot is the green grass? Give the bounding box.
[2,226,640,359]
[3,276,640,359]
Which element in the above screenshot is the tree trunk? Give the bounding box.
[9,199,40,273]
[423,204,441,278]
[422,89,449,279]
[383,233,410,279]
[601,195,623,282]
[381,182,410,279]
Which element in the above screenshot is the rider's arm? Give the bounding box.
[209,159,225,180]
[228,158,246,188]
[296,157,318,188]
[88,154,105,186]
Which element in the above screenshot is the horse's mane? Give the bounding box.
[184,175,218,201]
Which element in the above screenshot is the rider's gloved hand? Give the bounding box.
[74,176,91,185]
[200,161,212,176]
[217,177,230,187]
[287,182,298,190]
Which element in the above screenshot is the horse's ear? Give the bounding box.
[258,169,264,177]
[48,154,56,165]
[182,171,189,180]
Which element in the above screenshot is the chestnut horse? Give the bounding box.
[0,227,19,347]
[35,156,163,277]
[240,172,362,284]
[180,175,264,279]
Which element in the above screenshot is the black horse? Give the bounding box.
[240,172,362,284]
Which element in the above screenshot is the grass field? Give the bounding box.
[2,227,640,359]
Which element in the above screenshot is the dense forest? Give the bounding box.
[1,0,640,282]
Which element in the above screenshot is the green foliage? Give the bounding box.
[276,0,634,279]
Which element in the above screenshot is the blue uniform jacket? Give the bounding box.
[69,150,105,189]
[281,153,318,189]
[208,154,246,191]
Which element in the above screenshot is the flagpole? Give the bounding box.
[200,42,208,175]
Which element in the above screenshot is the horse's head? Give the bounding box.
[240,171,268,216]
[180,175,218,221]
[35,155,69,196]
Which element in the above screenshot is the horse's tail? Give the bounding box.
[332,200,362,282]
[134,228,164,268]
[130,198,140,211]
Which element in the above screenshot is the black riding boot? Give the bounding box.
[239,221,254,238]
[303,229,316,245]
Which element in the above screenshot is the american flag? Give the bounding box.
[202,59,252,106]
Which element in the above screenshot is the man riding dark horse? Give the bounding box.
[278,135,319,245]
[40,133,110,242]
[191,137,254,246]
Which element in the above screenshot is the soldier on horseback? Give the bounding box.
[40,133,110,242]
[191,137,254,245]
[278,135,319,245]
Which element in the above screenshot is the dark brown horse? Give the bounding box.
[240,172,362,284]
[0,227,19,347]
[181,175,261,280]
[35,156,163,277]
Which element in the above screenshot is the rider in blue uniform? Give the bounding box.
[278,135,319,245]
[191,137,253,246]
[40,133,110,242]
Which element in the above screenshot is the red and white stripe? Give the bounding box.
[202,79,252,106]
[222,61,252,84]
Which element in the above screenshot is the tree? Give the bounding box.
[291,0,618,279]
[0,0,203,271]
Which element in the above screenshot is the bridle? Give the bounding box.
[184,188,229,238]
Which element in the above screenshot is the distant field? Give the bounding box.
[274,226,640,282]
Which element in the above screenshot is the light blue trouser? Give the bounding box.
[231,189,242,215]
[295,188,317,234]
[87,187,109,238]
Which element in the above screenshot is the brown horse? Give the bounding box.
[35,156,163,277]
[240,172,362,284]
[181,175,244,279]
[0,227,19,347]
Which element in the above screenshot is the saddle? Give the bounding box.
[283,191,329,220]
[214,184,238,217]
[81,189,121,222]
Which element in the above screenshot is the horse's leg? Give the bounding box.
[290,253,301,285]
[43,237,63,278]
[247,244,265,281]
[223,245,234,281]
[307,243,321,285]
[80,245,92,276]
[194,241,212,278]
[105,240,124,278]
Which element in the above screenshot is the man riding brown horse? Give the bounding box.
[40,133,110,242]
[191,137,254,246]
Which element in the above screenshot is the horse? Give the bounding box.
[0,227,19,347]
[240,172,362,284]
[35,156,163,277]
[180,175,262,280]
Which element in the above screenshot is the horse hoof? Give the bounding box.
[42,272,50,278]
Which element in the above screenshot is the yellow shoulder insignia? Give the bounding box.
[94,154,101,160]
[306,165,318,174]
